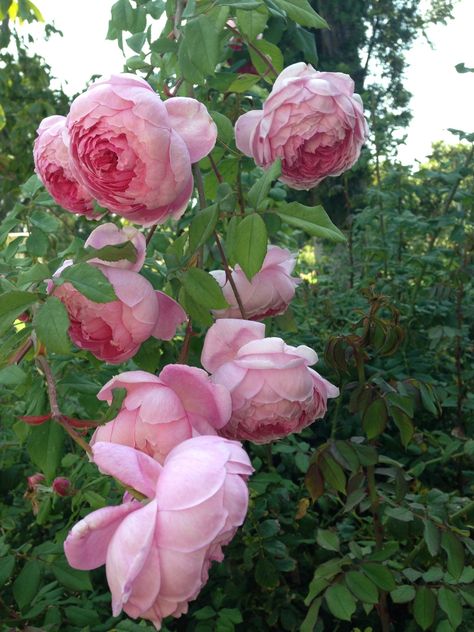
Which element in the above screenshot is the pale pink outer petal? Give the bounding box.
[105,500,159,616]
[85,223,146,272]
[92,442,162,498]
[97,370,162,403]
[235,110,263,157]
[159,364,232,431]
[201,319,265,373]
[90,409,137,448]
[152,291,187,340]
[164,97,217,163]
[271,62,316,91]
[64,502,139,570]
[309,367,340,399]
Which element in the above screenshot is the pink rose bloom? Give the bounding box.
[235,63,368,189]
[33,115,98,218]
[211,245,300,320]
[91,366,232,463]
[64,437,252,629]
[201,320,339,443]
[52,261,186,364]
[66,74,217,226]
[84,223,146,272]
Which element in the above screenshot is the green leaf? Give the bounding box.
[179,287,214,327]
[26,227,49,256]
[126,31,146,52]
[26,420,64,480]
[29,210,61,233]
[259,519,280,538]
[362,398,388,439]
[390,585,416,604]
[0,365,27,385]
[84,241,137,264]
[293,25,318,65]
[0,103,5,131]
[424,520,441,556]
[324,584,356,621]
[0,290,38,335]
[316,529,340,552]
[211,111,234,145]
[236,6,268,41]
[345,571,379,604]
[21,174,43,198]
[234,213,268,280]
[51,562,93,591]
[414,586,436,631]
[182,268,228,310]
[64,605,100,626]
[13,560,41,610]
[305,577,329,605]
[59,263,117,303]
[272,0,329,28]
[101,387,127,423]
[183,15,218,75]
[34,297,70,354]
[249,39,284,82]
[0,555,15,587]
[391,407,414,447]
[277,202,346,242]
[334,440,360,472]
[255,557,279,588]
[189,204,219,254]
[17,262,50,287]
[248,160,281,209]
[319,451,346,493]
[217,0,263,7]
[438,586,462,629]
[441,531,465,580]
[362,564,396,592]
[385,506,414,522]
[178,37,205,84]
[301,597,322,632]
[228,72,260,93]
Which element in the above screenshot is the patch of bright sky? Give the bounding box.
[27,0,473,165]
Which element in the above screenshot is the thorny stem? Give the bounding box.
[173,0,186,39]
[213,230,248,320]
[225,23,278,78]
[36,355,92,456]
[209,154,223,183]
[146,224,158,246]
[9,336,33,365]
[178,319,193,364]
[192,162,249,319]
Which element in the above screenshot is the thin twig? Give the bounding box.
[209,154,223,183]
[9,337,33,365]
[214,231,248,320]
[146,224,158,246]
[178,319,193,364]
[225,23,277,78]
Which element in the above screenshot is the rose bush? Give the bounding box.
[51,260,186,364]
[235,63,368,189]
[66,74,217,225]
[201,320,339,443]
[33,115,98,218]
[211,245,300,320]
[64,437,253,629]
[91,366,232,463]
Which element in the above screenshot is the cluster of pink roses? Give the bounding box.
[31,63,366,629]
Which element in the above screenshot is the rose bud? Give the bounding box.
[64,437,253,628]
[201,320,339,444]
[51,260,187,364]
[27,473,45,490]
[33,115,99,218]
[235,63,368,189]
[66,74,217,226]
[84,223,146,272]
[52,477,73,496]
[91,366,231,463]
[211,245,300,320]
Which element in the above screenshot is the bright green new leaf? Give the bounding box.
[324,583,356,621]
[234,213,268,280]
[0,103,5,131]
[236,7,268,41]
[277,202,346,242]
[34,297,70,354]
[228,73,260,93]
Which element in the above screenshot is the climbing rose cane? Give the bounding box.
[201,320,339,443]
[235,63,368,189]
[64,437,253,629]
[50,260,186,364]
[91,366,232,463]
[66,74,217,225]
[211,245,300,320]
[33,115,98,218]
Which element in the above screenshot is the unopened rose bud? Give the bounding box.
[27,473,45,490]
[52,477,72,497]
